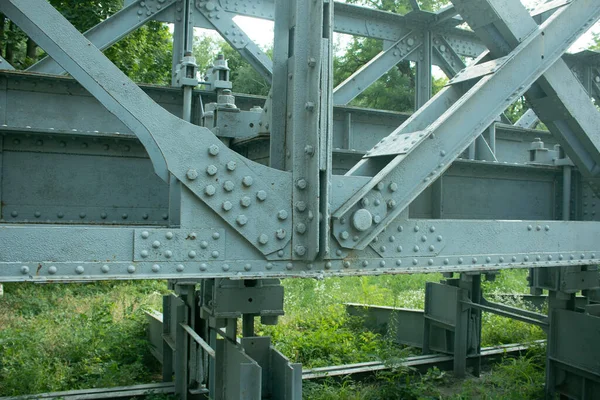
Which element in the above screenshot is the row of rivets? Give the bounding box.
[7,211,166,220]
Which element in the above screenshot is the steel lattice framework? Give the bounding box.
[0,0,600,399]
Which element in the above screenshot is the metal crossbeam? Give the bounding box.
[1,219,600,281]
[331,0,600,250]
[333,31,423,106]
[27,0,177,75]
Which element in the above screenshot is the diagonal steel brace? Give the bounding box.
[331,0,600,250]
[1,0,292,256]
[27,0,178,75]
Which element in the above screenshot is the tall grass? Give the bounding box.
[0,270,546,399]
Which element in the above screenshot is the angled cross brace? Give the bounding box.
[194,2,273,82]
[331,0,600,250]
[1,0,292,256]
[27,0,177,75]
[452,0,600,178]
[333,31,423,106]
[2,219,600,281]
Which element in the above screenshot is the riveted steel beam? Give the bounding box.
[1,0,292,256]
[331,0,600,250]
[27,0,177,75]
[279,0,332,260]
[2,219,600,281]
[333,31,423,106]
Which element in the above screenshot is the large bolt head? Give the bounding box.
[352,208,373,232]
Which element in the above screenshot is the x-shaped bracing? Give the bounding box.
[332,0,600,250]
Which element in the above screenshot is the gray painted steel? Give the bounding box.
[2,0,600,398]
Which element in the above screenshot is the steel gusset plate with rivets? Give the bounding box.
[134,229,226,261]
[369,220,444,259]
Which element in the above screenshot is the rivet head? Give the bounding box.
[165,250,172,259]
[48,266,57,275]
[141,231,150,239]
[296,223,307,234]
[295,245,307,256]
[127,265,136,273]
[205,185,216,196]
[186,169,199,180]
[389,182,398,192]
[343,261,350,268]
[188,250,197,258]
[413,245,420,252]
[286,262,294,270]
[352,209,373,232]
[223,181,235,192]
[242,176,254,187]
[75,265,84,274]
[200,263,207,271]
[258,234,269,245]
[152,264,160,272]
[256,190,267,201]
[21,265,29,274]
[226,161,237,171]
[222,264,230,271]
[200,241,208,249]
[212,251,219,258]
[166,232,173,240]
[176,264,185,272]
[206,165,218,176]
[325,262,332,269]
[240,196,251,207]
[527,225,533,231]
[296,179,307,189]
[296,201,307,212]
[222,201,232,211]
[237,215,248,226]
[428,259,434,265]
[362,261,369,267]
[244,263,252,271]
[278,210,288,220]
[152,240,161,248]
[208,144,220,156]
[486,257,491,263]
[141,250,149,258]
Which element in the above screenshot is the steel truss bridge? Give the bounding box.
[0,0,600,398]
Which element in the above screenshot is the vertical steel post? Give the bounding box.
[282,0,331,260]
[415,30,432,110]
[269,0,291,171]
[562,165,572,221]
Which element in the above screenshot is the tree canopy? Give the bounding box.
[0,0,172,84]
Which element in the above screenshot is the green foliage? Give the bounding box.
[0,281,167,396]
[1,1,172,83]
